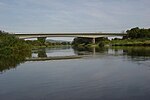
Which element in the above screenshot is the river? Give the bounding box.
[0,46,150,100]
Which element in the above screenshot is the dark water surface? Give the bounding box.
[0,46,150,100]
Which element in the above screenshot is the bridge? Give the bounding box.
[14,32,126,44]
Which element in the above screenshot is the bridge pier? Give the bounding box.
[92,38,95,44]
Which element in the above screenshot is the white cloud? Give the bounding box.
[0,0,149,33]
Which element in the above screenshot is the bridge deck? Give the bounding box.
[15,33,126,36]
[14,32,126,39]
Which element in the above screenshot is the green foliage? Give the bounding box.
[26,40,70,48]
[0,49,31,72]
[72,37,92,45]
[112,46,150,57]
[26,40,43,46]
[37,37,46,44]
[0,30,31,52]
[72,37,109,46]
[126,27,150,39]
[110,39,150,46]
[0,30,32,72]
[98,41,105,47]
[109,27,150,46]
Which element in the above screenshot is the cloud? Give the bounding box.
[0,0,149,32]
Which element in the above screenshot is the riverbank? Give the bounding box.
[109,39,150,46]
[0,31,31,55]
[72,27,150,47]
[72,39,150,48]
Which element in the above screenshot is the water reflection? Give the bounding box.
[32,46,74,58]
[0,46,150,100]
[111,47,150,61]
[73,46,150,60]
[73,46,108,55]
[38,48,47,58]
[0,46,150,73]
[0,50,31,73]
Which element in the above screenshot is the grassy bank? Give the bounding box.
[72,27,150,47]
[72,39,150,48]
[109,39,150,46]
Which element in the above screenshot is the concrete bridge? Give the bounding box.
[14,32,126,44]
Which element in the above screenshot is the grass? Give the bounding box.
[108,39,150,46]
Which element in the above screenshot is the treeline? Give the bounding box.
[111,27,150,46]
[72,37,92,45]
[72,37,109,46]
[25,40,71,47]
[72,27,150,47]
[0,30,70,72]
[126,27,150,39]
[0,30,71,49]
[0,31,31,72]
[0,30,31,53]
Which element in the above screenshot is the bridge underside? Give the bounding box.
[16,33,125,39]
[15,33,126,44]
[17,36,120,44]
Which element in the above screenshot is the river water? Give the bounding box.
[0,46,150,100]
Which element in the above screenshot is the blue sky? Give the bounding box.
[0,0,150,33]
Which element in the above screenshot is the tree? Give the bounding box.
[37,37,46,44]
[126,27,150,39]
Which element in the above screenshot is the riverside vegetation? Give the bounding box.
[0,30,70,72]
[0,31,31,72]
[72,27,150,47]
[0,27,149,60]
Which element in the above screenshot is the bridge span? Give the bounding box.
[14,32,126,44]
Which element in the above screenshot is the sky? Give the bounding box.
[0,0,150,33]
